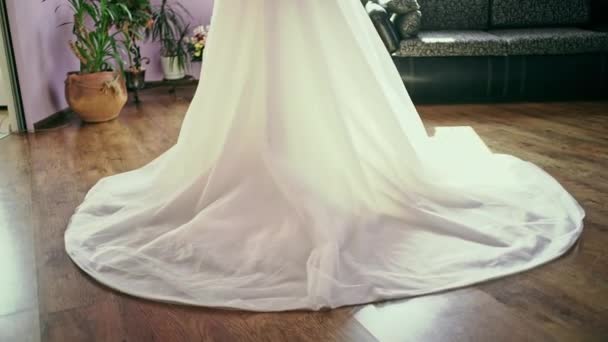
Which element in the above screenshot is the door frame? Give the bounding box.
[0,0,27,133]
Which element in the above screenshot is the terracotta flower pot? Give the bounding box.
[65,71,128,123]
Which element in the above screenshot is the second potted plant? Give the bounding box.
[114,0,154,90]
[148,0,191,80]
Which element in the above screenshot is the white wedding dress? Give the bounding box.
[65,0,584,311]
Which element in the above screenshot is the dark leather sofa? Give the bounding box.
[364,0,608,103]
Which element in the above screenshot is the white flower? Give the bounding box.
[193,25,207,36]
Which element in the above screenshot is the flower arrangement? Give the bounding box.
[188,25,209,62]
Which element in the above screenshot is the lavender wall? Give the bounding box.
[6,0,213,131]
[6,0,77,130]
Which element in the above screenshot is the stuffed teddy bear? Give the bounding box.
[375,0,420,14]
[392,10,422,38]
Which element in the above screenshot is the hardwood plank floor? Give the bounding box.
[0,85,606,341]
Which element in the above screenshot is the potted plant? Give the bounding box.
[113,0,153,90]
[51,0,132,123]
[147,0,191,80]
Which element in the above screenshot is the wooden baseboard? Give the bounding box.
[33,108,73,131]
[142,77,198,89]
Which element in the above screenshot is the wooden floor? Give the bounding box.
[1,86,607,342]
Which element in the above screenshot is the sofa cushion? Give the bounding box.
[491,0,591,28]
[489,28,608,55]
[394,31,508,57]
[417,0,489,30]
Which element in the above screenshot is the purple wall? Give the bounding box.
[6,0,214,131]
[6,0,77,130]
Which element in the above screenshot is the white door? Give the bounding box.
[0,66,8,106]
[0,14,18,132]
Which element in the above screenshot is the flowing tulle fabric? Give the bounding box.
[65,0,584,311]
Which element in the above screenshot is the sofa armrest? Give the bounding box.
[365,2,401,53]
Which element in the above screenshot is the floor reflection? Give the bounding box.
[354,288,552,342]
[0,137,38,316]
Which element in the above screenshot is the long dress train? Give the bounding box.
[65,0,584,311]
